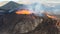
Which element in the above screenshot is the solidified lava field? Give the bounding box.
[0,13,59,34]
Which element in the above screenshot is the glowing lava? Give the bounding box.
[44,12,57,19]
[16,9,32,15]
[47,14,56,19]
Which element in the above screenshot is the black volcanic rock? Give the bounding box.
[0,13,43,34]
[25,17,58,34]
[0,12,59,34]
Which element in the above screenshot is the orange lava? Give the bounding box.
[16,10,32,15]
[46,14,56,19]
[44,12,56,19]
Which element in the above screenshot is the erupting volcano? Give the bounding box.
[0,1,60,34]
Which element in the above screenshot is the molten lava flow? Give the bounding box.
[47,14,56,19]
[16,10,32,15]
[45,13,57,19]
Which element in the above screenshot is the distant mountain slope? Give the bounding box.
[0,1,20,10]
[0,1,28,14]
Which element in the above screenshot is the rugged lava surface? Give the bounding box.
[0,13,59,34]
